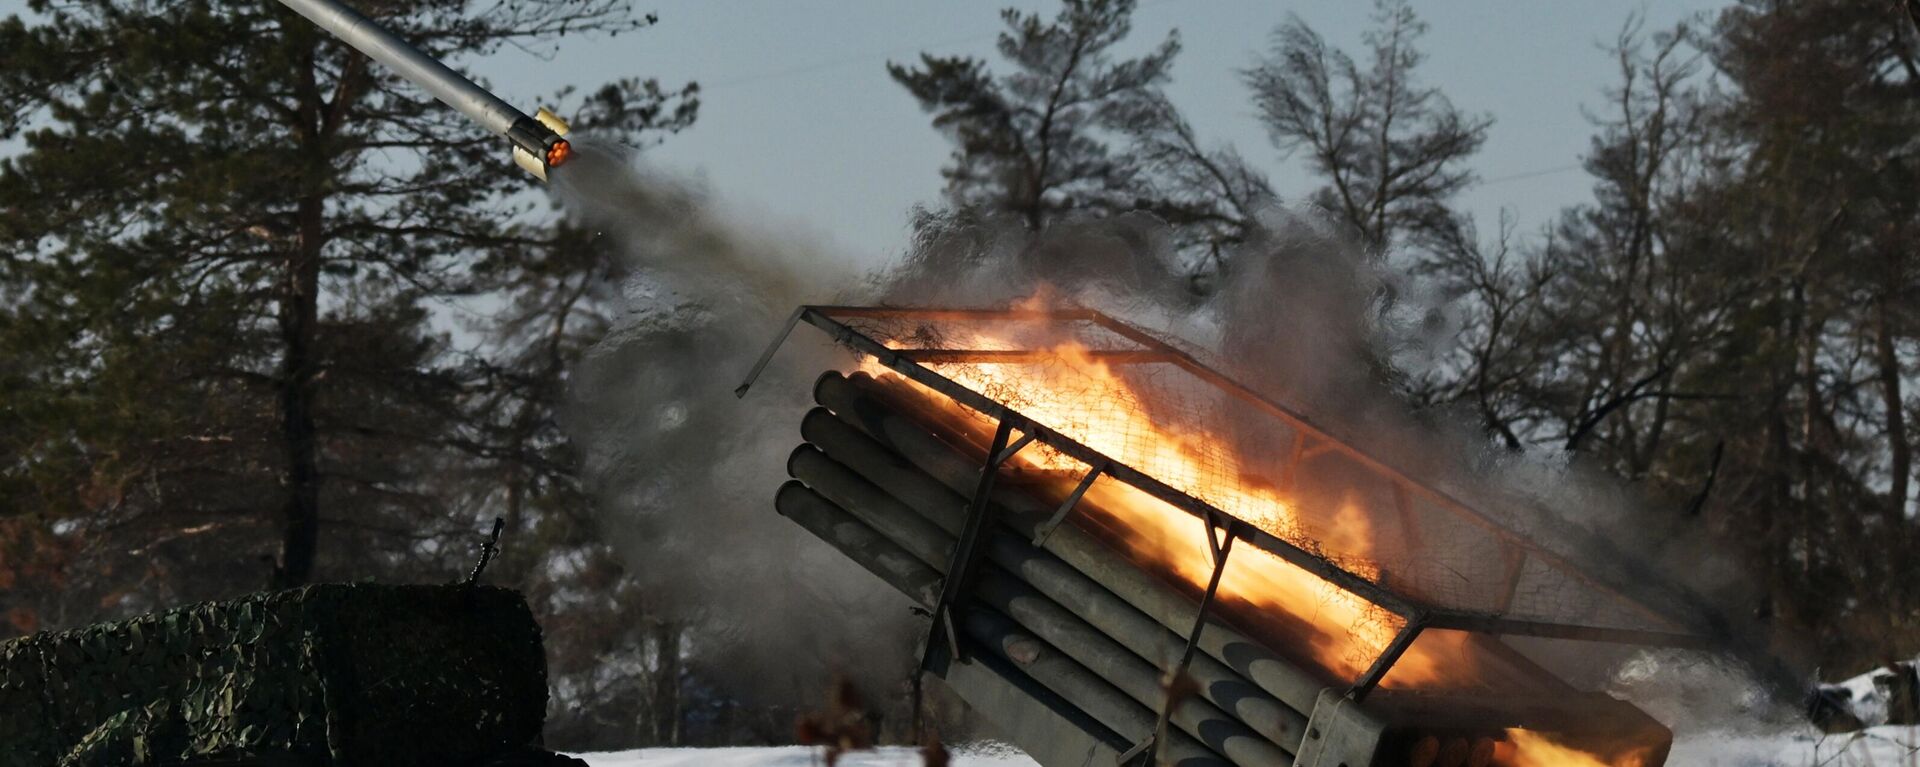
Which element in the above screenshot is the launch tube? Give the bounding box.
[773,482,1230,767]
[274,0,571,179]
[812,372,1334,712]
[787,444,1295,766]
[794,410,1312,752]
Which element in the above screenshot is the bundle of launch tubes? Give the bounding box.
[785,370,1304,766]
[744,306,1704,767]
[254,0,1702,757]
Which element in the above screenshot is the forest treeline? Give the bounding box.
[1,0,1916,749]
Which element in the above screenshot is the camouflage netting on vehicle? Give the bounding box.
[0,583,547,767]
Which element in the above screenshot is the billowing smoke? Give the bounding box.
[552,142,1787,739]
[552,142,915,713]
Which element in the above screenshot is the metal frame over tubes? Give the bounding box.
[738,305,1717,708]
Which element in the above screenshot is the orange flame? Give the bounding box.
[872,339,1455,683]
[859,315,1644,766]
[1505,729,1658,767]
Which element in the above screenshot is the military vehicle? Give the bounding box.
[1,583,582,767]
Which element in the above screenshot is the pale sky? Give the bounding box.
[1,1,1731,264]
[469,0,1730,265]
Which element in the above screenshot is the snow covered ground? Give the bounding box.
[572,730,1920,766]
[573,744,1037,767]
[571,663,1920,767]
[1666,727,1919,765]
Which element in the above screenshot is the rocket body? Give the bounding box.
[274,0,571,179]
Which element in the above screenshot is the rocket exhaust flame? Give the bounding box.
[545,137,573,169]
[748,304,1709,767]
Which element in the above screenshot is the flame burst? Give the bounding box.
[859,315,1642,766]
[869,334,1484,684]
[1505,729,1657,767]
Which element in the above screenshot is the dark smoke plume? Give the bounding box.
[552,144,1789,739]
[553,142,916,712]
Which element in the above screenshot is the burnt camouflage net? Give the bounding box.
[0,583,547,767]
[825,309,1708,637]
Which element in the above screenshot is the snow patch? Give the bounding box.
[572,745,1040,767]
[571,661,1920,767]
[1668,727,1920,765]
[572,732,1920,766]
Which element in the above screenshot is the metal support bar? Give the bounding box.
[1278,431,1308,494]
[1495,548,1527,614]
[920,418,1017,668]
[997,432,1037,466]
[802,305,1105,322]
[1033,462,1104,546]
[778,305,1715,650]
[1134,515,1240,765]
[796,307,1427,621]
[1181,516,1238,673]
[733,307,807,398]
[1115,733,1155,766]
[1420,611,1718,650]
[1348,618,1426,703]
[899,349,1174,364]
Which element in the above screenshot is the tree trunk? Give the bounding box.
[1875,293,1910,525]
[651,619,684,745]
[1759,281,1808,631]
[1635,386,1673,479]
[1798,309,1822,582]
[274,193,324,588]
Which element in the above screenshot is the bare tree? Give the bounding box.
[1409,212,1557,451]
[1538,16,1717,472]
[1241,0,1490,254]
[1118,91,1274,268]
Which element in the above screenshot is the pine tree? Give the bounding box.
[0,0,694,627]
[888,0,1178,231]
[1693,0,1920,666]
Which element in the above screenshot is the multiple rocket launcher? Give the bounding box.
[276,3,1705,763]
[744,305,1699,767]
[273,0,573,181]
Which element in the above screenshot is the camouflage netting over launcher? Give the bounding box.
[0,583,547,767]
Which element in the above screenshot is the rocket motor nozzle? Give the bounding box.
[507,108,573,181]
